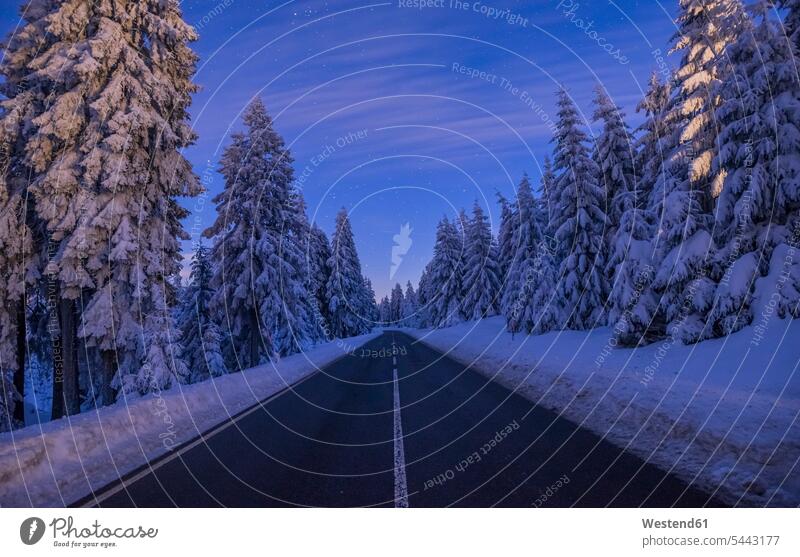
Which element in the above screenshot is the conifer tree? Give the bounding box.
[379,296,391,325]
[539,157,557,235]
[592,86,636,240]
[362,277,378,323]
[668,0,745,209]
[607,74,671,345]
[178,243,227,382]
[501,175,542,320]
[326,209,372,338]
[495,192,518,284]
[401,281,420,327]
[308,224,332,326]
[461,202,501,319]
[551,89,607,330]
[1,0,202,402]
[390,283,404,324]
[428,217,465,328]
[528,241,561,334]
[205,98,304,367]
[709,0,800,334]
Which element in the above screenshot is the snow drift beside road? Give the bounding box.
[406,317,800,507]
[0,333,379,507]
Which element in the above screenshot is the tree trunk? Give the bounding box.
[100,350,117,406]
[51,305,64,420]
[249,309,259,369]
[13,300,26,424]
[59,297,80,416]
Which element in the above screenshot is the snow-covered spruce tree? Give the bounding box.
[606,73,671,345]
[501,175,542,322]
[401,281,420,327]
[551,89,607,330]
[782,0,800,41]
[0,369,18,432]
[178,243,227,383]
[362,277,378,323]
[390,283,404,325]
[707,1,800,335]
[641,1,744,344]
[539,157,557,236]
[326,209,372,338]
[669,0,745,210]
[0,0,54,423]
[528,241,561,334]
[635,73,672,211]
[461,202,501,320]
[308,224,332,328]
[1,0,202,402]
[416,265,432,327]
[495,192,518,285]
[205,98,308,368]
[507,239,561,336]
[427,217,465,328]
[592,86,636,242]
[276,193,326,355]
[502,175,549,333]
[379,296,391,324]
[598,84,660,341]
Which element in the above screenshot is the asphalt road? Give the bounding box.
[84,331,721,507]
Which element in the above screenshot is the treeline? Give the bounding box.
[0,4,373,431]
[415,0,800,345]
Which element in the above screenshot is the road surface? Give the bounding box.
[81,331,721,507]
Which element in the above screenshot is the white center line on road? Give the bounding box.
[392,364,409,508]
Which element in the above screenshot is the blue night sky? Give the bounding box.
[0,0,680,298]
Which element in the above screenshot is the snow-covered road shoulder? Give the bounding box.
[0,333,379,507]
[405,318,800,507]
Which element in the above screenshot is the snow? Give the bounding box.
[0,332,379,507]
[406,316,800,506]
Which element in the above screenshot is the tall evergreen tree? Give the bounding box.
[390,283,404,324]
[594,86,657,338]
[461,202,501,319]
[362,277,378,323]
[379,296,391,325]
[643,1,744,343]
[495,192,517,284]
[427,217,465,328]
[708,0,800,334]
[501,175,542,320]
[401,281,420,327]
[277,194,326,355]
[592,86,636,240]
[528,241,561,334]
[416,265,433,328]
[551,89,607,330]
[326,209,372,338]
[669,0,745,211]
[0,0,202,402]
[308,224,332,328]
[0,0,58,420]
[539,157,557,236]
[205,98,306,367]
[178,243,227,382]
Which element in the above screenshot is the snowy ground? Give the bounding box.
[405,317,800,507]
[0,332,379,507]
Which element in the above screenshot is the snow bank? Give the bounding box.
[0,333,379,507]
[406,317,800,507]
